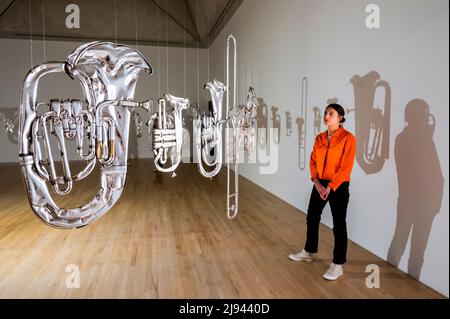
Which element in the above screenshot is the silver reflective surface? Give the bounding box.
[196,79,227,178]
[195,35,257,220]
[148,94,190,175]
[19,41,154,229]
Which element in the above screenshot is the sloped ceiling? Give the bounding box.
[0,0,242,48]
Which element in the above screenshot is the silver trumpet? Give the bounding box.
[147,94,190,175]
[19,41,152,229]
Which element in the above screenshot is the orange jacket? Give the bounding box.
[310,126,357,192]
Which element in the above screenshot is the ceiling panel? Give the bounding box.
[0,0,242,48]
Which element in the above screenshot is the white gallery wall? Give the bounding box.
[209,0,449,296]
[0,38,210,163]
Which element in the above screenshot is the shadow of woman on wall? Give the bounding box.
[387,99,444,279]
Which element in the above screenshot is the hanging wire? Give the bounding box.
[114,0,118,45]
[134,0,138,49]
[157,3,161,98]
[42,0,46,62]
[196,0,199,107]
[183,0,186,97]
[207,7,210,81]
[166,0,169,94]
[28,0,33,71]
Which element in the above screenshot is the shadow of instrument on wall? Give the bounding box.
[285,111,292,137]
[349,71,391,175]
[296,77,308,171]
[257,97,268,150]
[270,106,281,144]
[312,106,322,136]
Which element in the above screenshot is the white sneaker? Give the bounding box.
[323,263,343,281]
[288,249,315,262]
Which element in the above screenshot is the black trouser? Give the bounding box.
[304,179,350,265]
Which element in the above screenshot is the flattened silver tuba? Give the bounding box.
[195,79,227,178]
[19,41,152,229]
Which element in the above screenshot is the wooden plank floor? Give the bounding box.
[0,159,444,298]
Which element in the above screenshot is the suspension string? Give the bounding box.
[183,0,186,97]
[196,0,199,108]
[134,0,138,49]
[207,10,210,81]
[29,0,33,71]
[114,0,118,45]
[157,4,160,98]
[242,50,244,105]
[42,0,46,62]
[166,0,169,94]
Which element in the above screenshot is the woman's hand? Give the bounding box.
[314,179,330,200]
[322,186,332,201]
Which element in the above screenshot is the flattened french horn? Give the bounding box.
[19,41,188,229]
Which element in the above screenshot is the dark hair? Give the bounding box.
[326,104,346,126]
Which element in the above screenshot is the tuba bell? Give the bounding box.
[350,71,391,175]
[19,41,152,229]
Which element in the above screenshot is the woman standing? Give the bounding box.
[289,104,356,280]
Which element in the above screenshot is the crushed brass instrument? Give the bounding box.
[147,94,190,176]
[19,41,158,229]
[350,71,391,174]
[195,79,227,178]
